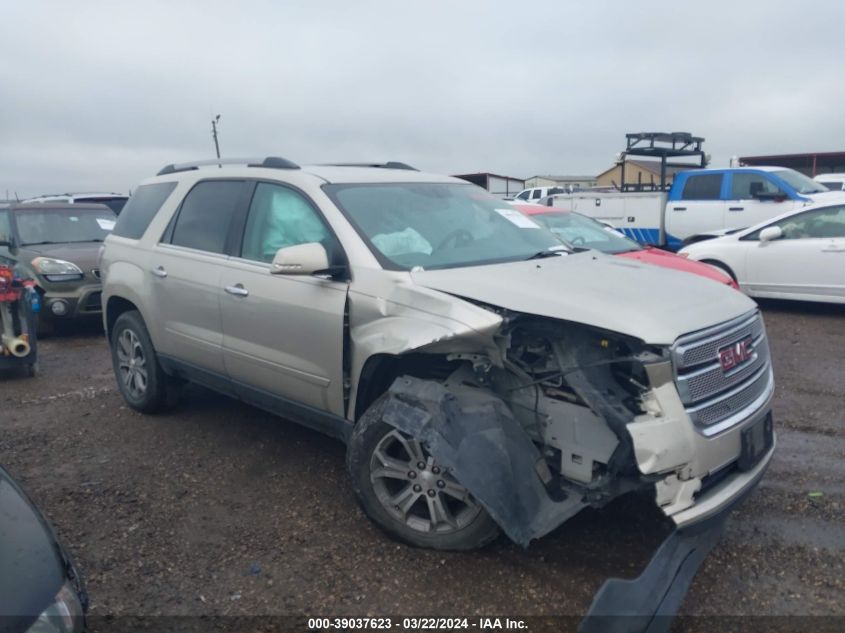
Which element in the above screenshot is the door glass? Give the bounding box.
[731,173,781,199]
[681,174,723,200]
[775,205,845,239]
[170,180,244,253]
[531,189,542,199]
[241,183,331,263]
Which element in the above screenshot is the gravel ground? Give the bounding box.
[1,299,843,631]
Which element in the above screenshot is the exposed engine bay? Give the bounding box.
[381,309,675,547]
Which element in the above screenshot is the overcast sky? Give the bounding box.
[2,0,844,197]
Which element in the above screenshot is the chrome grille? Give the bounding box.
[672,311,773,434]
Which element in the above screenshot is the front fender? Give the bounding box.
[347,279,503,419]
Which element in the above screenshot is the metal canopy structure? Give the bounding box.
[620,132,707,192]
[739,151,845,177]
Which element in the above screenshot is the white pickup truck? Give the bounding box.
[546,166,841,250]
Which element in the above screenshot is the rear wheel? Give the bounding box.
[110,310,180,412]
[347,395,500,550]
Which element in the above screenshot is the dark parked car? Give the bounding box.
[0,465,87,632]
[0,203,115,334]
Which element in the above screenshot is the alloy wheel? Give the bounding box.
[369,429,481,534]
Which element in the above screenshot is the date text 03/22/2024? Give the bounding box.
[308,617,528,630]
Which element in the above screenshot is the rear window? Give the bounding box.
[681,174,723,200]
[169,180,244,254]
[112,182,177,239]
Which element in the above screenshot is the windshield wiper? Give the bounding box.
[21,241,62,246]
[525,248,569,260]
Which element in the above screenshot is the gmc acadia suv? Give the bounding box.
[100,157,775,551]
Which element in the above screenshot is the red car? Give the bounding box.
[513,204,739,289]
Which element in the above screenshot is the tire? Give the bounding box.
[110,310,180,413]
[681,234,715,248]
[35,313,55,337]
[347,395,500,551]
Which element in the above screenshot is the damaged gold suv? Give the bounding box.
[101,157,775,551]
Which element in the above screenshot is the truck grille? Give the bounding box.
[672,311,773,436]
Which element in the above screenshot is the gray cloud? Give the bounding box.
[2,0,843,197]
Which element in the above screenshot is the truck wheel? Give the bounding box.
[347,395,500,551]
[110,310,180,413]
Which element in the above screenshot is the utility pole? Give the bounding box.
[211,114,221,163]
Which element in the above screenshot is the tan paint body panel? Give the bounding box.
[101,163,774,533]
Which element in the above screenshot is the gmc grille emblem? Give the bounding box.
[719,337,754,372]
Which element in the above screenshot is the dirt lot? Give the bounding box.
[1,300,843,630]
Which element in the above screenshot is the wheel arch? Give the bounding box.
[105,295,139,339]
[699,258,737,283]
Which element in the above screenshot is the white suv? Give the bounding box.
[100,157,775,551]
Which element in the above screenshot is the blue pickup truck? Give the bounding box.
[546,166,843,249]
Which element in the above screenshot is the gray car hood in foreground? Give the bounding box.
[411,252,755,345]
[0,466,65,620]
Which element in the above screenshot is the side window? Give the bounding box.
[681,174,723,200]
[241,183,331,263]
[113,182,177,239]
[731,173,781,199]
[169,180,244,253]
[531,189,542,199]
[818,181,844,191]
[775,205,845,239]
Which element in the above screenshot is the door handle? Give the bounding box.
[224,284,249,297]
[672,207,686,211]
[151,266,167,278]
[821,246,845,252]
[729,207,744,211]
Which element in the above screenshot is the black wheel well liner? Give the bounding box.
[353,352,457,421]
[700,259,737,282]
[105,296,139,339]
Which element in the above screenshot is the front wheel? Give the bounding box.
[110,310,180,413]
[347,396,500,550]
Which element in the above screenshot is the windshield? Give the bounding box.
[14,207,116,245]
[530,211,642,254]
[325,183,566,270]
[774,169,828,195]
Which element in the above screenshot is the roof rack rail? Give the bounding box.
[319,161,418,171]
[156,156,300,176]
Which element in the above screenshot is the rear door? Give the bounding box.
[726,171,797,229]
[149,179,249,388]
[665,172,727,241]
[220,181,349,418]
[743,204,845,300]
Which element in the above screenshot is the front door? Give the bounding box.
[220,181,349,418]
[726,171,798,231]
[744,204,845,300]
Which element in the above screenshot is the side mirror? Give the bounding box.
[270,242,330,275]
[759,226,783,242]
[753,190,787,202]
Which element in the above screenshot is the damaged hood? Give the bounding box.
[411,252,755,345]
